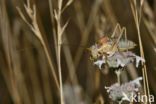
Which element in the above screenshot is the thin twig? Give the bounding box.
[129,1,150,103]
[54,0,73,103]
[17,0,60,90]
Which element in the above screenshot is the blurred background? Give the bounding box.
[0,0,156,103]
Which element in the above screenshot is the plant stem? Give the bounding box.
[129,1,151,103]
[115,70,121,85]
[57,0,64,103]
[41,39,59,89]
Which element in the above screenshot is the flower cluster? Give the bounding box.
[94,51,145,69]
[88,35,145,103]
[105,77,142,102]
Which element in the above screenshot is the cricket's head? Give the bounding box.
[87,44,100,61]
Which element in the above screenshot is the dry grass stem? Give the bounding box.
[17,0,59,90]
[129,0,150,103]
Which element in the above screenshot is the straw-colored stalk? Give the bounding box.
[129,0,150,103]
[54,0,73,103]
[17,0,59,90]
